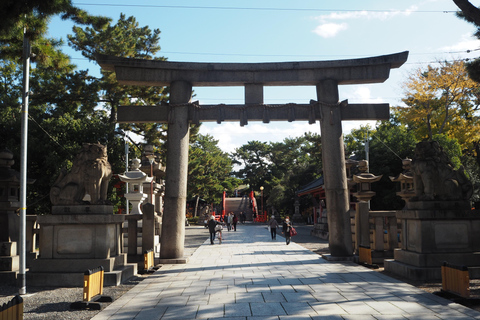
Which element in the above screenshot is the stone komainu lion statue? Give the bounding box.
[411,141,472,201]
[50,143,112,205]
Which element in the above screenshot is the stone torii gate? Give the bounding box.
[97,51,408,260]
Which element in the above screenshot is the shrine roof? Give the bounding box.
[297,176,324,196]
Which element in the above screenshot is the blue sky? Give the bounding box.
[49,0,480,153]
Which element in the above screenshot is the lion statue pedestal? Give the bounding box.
[28,143,137,287]
[385,141,480,281]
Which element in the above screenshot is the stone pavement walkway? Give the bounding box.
[92,224,480,320]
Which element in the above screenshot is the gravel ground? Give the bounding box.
[2,223,480,319]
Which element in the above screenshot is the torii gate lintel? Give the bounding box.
[116,101,390,126]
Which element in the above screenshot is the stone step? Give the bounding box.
[0,270,18,286]
[0,242,17,256]
[28,254,128,273]
[26,263,138,287]
[0,255,19,271]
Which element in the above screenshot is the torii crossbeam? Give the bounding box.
[97,51,408,260]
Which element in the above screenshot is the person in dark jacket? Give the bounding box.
[232,214,238,231]
[282,216,293,245]
[207,215,220,244]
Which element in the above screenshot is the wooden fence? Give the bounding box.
[441,262,470,298]
[0,295,23,320]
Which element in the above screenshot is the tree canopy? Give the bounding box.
[188,134,239,205]
[394,60,480,152]
[0,0,109,64]
[231,133,322,215]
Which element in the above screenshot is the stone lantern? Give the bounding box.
[352,160,382,252]
[0,149,20,242]
[118,158,153,215]
[0,148,34,284]
[389,158,415,205]
[352,160,382,202]
[139,145,166,216]
[345,159,359,189]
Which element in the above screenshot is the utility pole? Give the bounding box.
[19,28,31,295]
[365,129,370,173]
[125,136,129,214]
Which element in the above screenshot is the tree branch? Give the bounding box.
[453,0,480,25]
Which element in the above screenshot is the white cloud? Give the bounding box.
[199,121,320,153]
[312,5,418,38]
[350,86,384,103]
[313,23,348,38]
[440,33,480,53]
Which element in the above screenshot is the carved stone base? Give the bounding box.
[384,207,480,281]
[36,214,124,259]
[385,258,480,281]
[28,213,135,287]
[52,205,114,215]
[406,200,470,211]
[27,254,137,287]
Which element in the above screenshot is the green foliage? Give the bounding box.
[187,216,200,224]
[232,133,322,215]
[232,140,272,192]
[0,12,172,214]
[0,0,109,64]
[68,14,169,147]
[432,134,463,169]
[188,134,238,204]
[344,120,417,210]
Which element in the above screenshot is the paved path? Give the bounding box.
[92,224,480,320]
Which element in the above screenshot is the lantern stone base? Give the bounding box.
[28,209,137,287]
[384,206,480,281]
[0,241,19,285]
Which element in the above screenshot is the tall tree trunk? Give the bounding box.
[194,195,200,217]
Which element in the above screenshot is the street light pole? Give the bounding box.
[19,29,31,295]
[260,186,264,217]
[146,154,155,204]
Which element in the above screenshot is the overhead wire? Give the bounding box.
[73,3,457,14]
[27,114,74,157]
[371,134,404,161]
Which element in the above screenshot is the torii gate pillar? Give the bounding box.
[160,81,192,260]
[317,80,352,257]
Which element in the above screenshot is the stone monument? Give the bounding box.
[385,141,480,280]
[292,197,303,223]
[28,143,136,286]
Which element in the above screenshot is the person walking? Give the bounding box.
[226,212,232,231]
[267,215,279,240]
[282,216,293,245]
[232,214,238,231]
[207,215,220,245]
